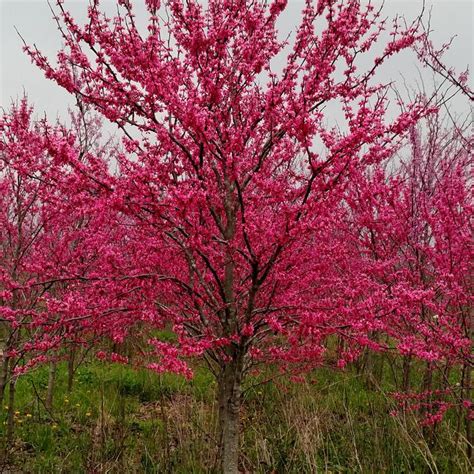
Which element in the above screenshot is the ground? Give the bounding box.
[0,357,470,473]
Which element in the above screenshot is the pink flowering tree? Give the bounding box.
[0,100,83,438]
[395,117,472,451]
[0,100,79,401]
[0,99,123,439]
[0,100,50,408]
[23,0,447,469]
[346,110,472,451]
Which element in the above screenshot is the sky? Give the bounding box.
[0,0,472,124]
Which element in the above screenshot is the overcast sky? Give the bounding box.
[1,0,472,124]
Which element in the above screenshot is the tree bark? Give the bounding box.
[67,347,76,392]
[462,361,472,462]
[421,361,434,445]
[401,355,412,392]
[217,352,244,474]
[6,374,16,445]
[0,354,10,404]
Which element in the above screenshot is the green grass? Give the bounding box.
[0,359,471,473]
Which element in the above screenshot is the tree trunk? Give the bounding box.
[401,355,412,392]
[67,347,76,392]
[45,361,57,413]
[421,361,434,445]
[6,375,16,445]
[462,362,472,462]
[217,353,244,474]
[0,354,10,404]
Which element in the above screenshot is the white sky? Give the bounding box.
[1,0,472,123]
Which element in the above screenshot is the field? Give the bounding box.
[1,356,471,473]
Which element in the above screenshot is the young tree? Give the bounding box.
[0,100,72,441]
[25,1,443,470]
[346,110,472,454]
[0,99,119,441]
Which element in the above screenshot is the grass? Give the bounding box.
[0,358,471,473]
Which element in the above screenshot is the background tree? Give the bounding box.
[345,109,472,456]
[0,98,120,444]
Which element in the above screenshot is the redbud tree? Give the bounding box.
[346,111,473,451]
[0,100,102,439]
[24,0,443,469]
[0,99,119,435]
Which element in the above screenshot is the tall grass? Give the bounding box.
[0,360,471,472]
